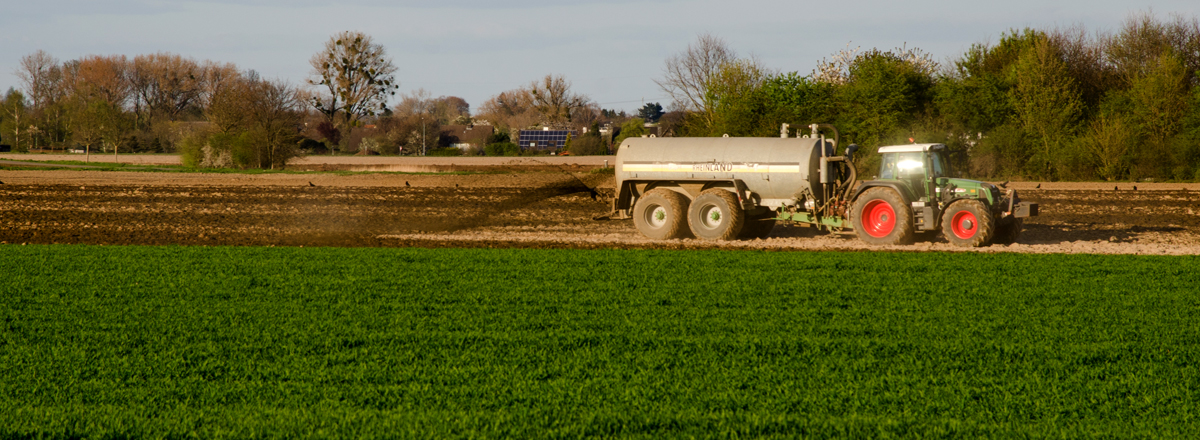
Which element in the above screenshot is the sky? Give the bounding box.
[2,0,1198,114]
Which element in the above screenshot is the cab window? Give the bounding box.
[880,152,925,179]
[929,152,946,177]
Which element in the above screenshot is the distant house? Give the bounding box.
[517,127,578,151]
[439,124,495,150]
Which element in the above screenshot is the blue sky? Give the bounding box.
[2,0,1197,113]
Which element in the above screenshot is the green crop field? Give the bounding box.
[1,245,1198,438]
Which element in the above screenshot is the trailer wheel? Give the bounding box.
[852,187,914,245]
[633,189,692,240]
[688,189,744,241]
[941,200,995,247]
[739,212,777,240]
[993,216,1023,245]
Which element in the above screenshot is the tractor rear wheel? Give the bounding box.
[941,200,995,247]
[688,189,744,241]
[633,189,692,240]
[738,211,777,240]
[852,187,914,245]
[993,217,1023,245]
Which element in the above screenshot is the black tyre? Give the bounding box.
[993,217,1023,245]
[738,211,777,240]
[633,189,692,240]
[941,200,996,247]
[852,187,914,245]
[688,189,744,241]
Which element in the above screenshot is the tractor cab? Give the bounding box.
[878,143,949,201]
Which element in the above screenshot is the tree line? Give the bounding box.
[3,11,1198,180]
[664,12,1200,182]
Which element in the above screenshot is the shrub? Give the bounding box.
[485,142,521,156]
[568,135,608,156]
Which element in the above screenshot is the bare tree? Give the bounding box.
[433,96,470,124]
[1107,11,1200,85]
[476,86,539,130]
[199,60,242,109]
[529,74,589,126]
[128,53,205,126]
[654,34,736,112]
[308,31,398,129]
[393,88,434,117]
[16,50,68,147]
[245,77,303,169]
[16,50,62,111]
[69,55,131,109]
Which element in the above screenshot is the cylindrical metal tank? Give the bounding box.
[615,137,833,205]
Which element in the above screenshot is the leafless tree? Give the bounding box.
[69,55,132,109]
[128,52,204,126]
[529,74,589,126]
[245,77,303,169]
[393,88,434,117]
[199,60,242,109]
[477,86,539,130]
[308,31,398,130]
[1106,11,1200,85]
[16,50,63,111]
[655,33,736,112]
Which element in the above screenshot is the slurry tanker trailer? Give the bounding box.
[610,124,1038,247]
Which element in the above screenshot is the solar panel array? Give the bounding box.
[518,130,578,151]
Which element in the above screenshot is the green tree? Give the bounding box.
[834,49,936,149]
[637,102,664,123]
[613,118,646,146]
[70,98,130,158]
[1120,53,1191,178]
[0,89,30,151]
[1009,37,1083,179]
[759,72,835,128]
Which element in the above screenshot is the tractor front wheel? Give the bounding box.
[941,200,995,247]
[688,189,745,241]
[852,187,914,245]
[633,189,692,240]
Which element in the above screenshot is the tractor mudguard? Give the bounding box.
[850,181,917,205]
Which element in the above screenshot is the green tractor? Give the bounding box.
[848,143,1037,247]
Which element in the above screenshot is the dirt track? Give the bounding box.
[2,169,1200,255]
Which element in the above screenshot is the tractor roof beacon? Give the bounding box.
[607,125,1038,247]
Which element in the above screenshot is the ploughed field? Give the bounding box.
[2,170,1200,254]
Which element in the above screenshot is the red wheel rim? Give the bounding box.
[951,210,978,240]
[862,200,896,238]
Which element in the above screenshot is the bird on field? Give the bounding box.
[0,180,4,184]
[455,183,459,188]
[1035,183,1041,189]
[405,181,410,187]
[1133,185,1138,191]
[1115,186,1119,190]
[999,180,1009,187]
[308,181,315,187]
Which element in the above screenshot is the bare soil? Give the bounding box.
[3,169,1199,255]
